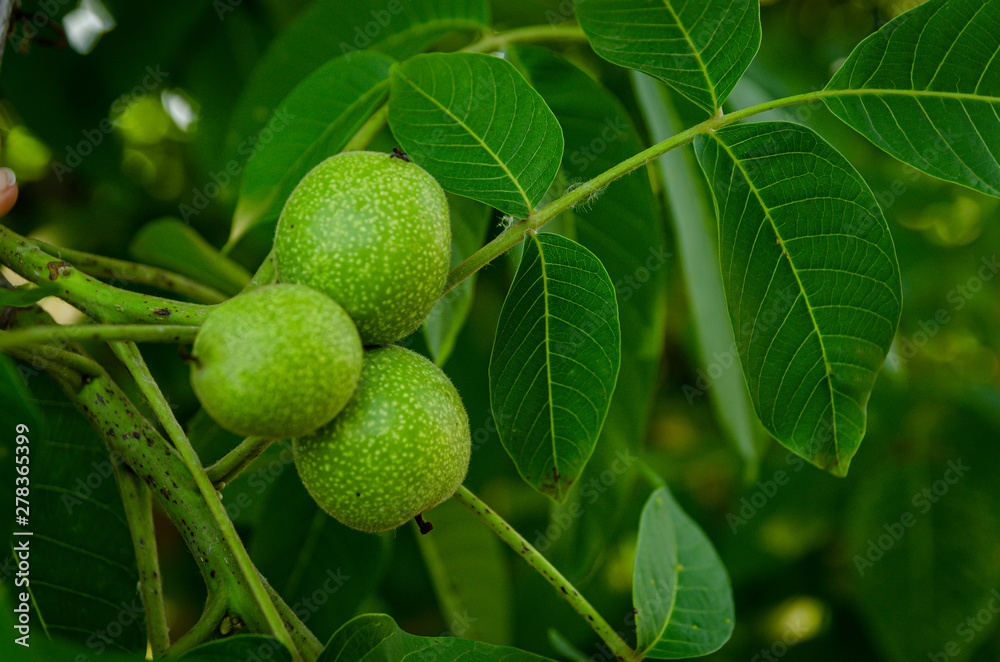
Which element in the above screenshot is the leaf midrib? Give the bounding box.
[708,133,840,463]
[824,86,1000,103]
[659,0,719,111]
[533,234,562,500]
[638,497,680,655]
[394,63,534,214]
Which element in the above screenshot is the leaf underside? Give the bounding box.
[489,233,621,502]
[824,0,1000,197]
[388,52,564,218]
[695,121,902,475]
[318,614,553,661]
[634,486,734,658]
[576,0,761,115]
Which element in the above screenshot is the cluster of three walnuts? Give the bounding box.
[189,152,471,533]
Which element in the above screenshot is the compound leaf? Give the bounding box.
[225,0,490,164]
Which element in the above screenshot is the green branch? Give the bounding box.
[443,90,832,295]
[0,224,212,325]
[463,23,588,54]
[0,323,199,352]
[11,329,319,658]
[165,592,228,657]
[33,240,229,304]
[452,485,639,662]
[343,102,389,152]
[241,250,278,295]
[206,436,276,488]
[107,340,310,660]
[114,466,171,657]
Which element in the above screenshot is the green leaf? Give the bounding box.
[424,195,492,366]
[250,467,390,641]
[225,0,490,164]
[230,51,394,246]
[694,121,901,475]
[489,232,621,502]
[129,218,251,295]
[2,372,145,654]
[633,486,734,659]
[576,0,761,115]
[0,284,60,309]
[0,592,145,661]
[513,46,667,575]
[318,613,555,661]
[824,0,1000,197]
[633,73,759,471]
[388,52,565,218]
[178,636,293,661]
[414,499,513,645]
[0,355,43,430]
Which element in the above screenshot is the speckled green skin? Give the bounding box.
[293,345,471,533]
[191,284,363,437]
[274,151,451,346]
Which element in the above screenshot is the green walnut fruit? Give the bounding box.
[274,150,451,346]
[293,345,471,533]
[190,283,363,437]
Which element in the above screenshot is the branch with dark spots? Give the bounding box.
[33,239,229,304]
[6,304,321,659]
[0,224,213,325]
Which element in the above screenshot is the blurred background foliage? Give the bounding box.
[1,0,999,661]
